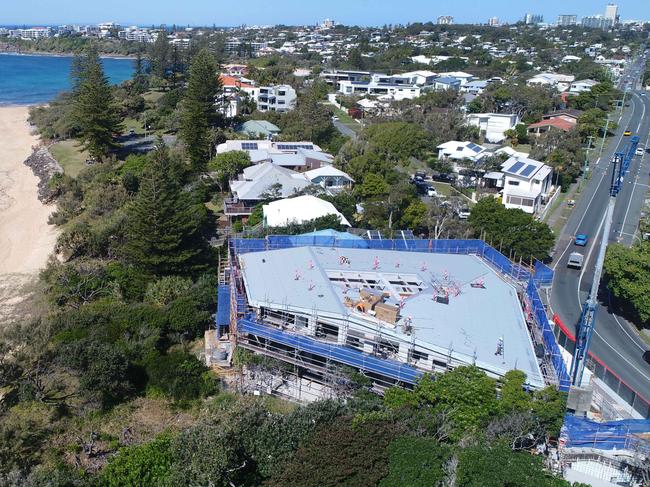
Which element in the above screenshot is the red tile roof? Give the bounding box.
[527,118,575,132]
[219,74,255,89]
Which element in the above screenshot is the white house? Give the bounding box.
[256,84,297,112]
[569,79,599,94]
[527,73,575,92]
[466,113,520,143]
[438,71,475,86]
[500,156,553,214]
[437,141,487,162]
[263,195,351,227]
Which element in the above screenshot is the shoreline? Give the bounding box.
[0,106,58,276]
[0,50,137,60]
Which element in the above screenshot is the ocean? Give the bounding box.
[0,53,135,105]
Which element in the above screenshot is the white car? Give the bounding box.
[427,187,438,197]
[636,147,645,156]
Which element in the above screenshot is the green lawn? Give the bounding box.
[330,105,362,134]
[123,117,145,135]
[143,90,165,103]
[49,140,89,178]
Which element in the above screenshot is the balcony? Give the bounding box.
[224,198,257,216]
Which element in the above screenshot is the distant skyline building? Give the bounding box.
[320,18,335,29]
[604,3,619,24]
[524,13,544,25]
[437,15,454,25]
[557,14,577,26]
[582,15,614,30]
[487,16,499,26]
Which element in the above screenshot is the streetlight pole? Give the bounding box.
[598,116,610,156]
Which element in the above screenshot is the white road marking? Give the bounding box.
[593,329,650,380]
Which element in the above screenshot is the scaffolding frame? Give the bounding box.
[220,236,568,398]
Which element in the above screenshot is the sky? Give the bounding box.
[2,0,650,27]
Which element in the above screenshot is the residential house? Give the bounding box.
[527,73,575,92]
[466,113,520,143]
[543,109,582,125]
[226,163,313,216]
[263,195,351,227]
[236,120,281,138]
[432,76,461,91]
[460,80,489,95]
[569,79,599,93]
[527,118,575,136]
[438,71,475,86]
[500,156,553,214]
[257,84,297,112]
[436,141,488,171]
[217,140,334,171]
[225,163,354,217]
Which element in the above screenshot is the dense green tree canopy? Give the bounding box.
[469,198,555,262]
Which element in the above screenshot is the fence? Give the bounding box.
[553,314,650,419]
[228,236,567,391]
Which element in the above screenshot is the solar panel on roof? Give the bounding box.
[508,161,525,173]
[241,142,259,150]
[468,143,481,152]
[519,164,537,177]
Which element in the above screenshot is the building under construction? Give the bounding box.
[210,235,570,401]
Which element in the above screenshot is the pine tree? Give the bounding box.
[180,49,222,172]
[73,47,123,161]
[122,148,210,276]
[149,31,170,79]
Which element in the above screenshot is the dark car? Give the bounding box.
[643,350,650,365]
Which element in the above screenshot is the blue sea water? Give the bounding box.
[0,53,134,105]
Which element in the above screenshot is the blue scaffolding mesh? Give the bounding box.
[527,278,571,391]
[562,414,650,453]
[239,318,423,384]
[216,285,231,332]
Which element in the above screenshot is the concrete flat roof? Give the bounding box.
[238,246,544,387]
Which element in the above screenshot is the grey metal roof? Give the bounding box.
[238,246,544,387]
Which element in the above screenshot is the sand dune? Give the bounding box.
[0,106,58,322]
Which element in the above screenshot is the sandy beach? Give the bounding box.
[0,106,58,322]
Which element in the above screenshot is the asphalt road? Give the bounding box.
[550,56,650,404]
[333,119,358,139]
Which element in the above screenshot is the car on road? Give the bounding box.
[128,129,136,136]
[331,115,339,121]
[457,207,471,219]
[574,234,589,246]
[567,252,584,270]
[636,147,645,156]
[643,350,650,364]
[623,130,633,136]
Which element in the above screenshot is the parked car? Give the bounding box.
[574,234,589,246]
[635,147,645,156]
[457,207,471,219]
[427,187,438,197]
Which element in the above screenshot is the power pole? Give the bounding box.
[598,117,610,156]
[584,135,595,173]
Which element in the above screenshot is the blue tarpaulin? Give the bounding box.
[216,285,231,331]
[562,414,650,452]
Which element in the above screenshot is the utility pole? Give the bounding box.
[584,135,594,173]
[598,116,610,156]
